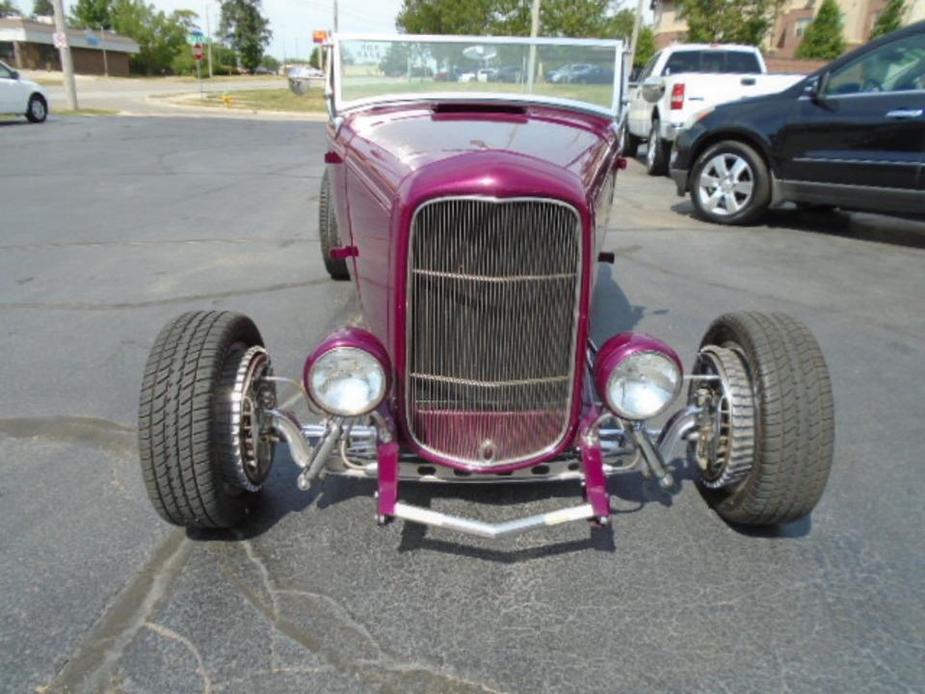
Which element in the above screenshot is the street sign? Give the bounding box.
[85,30,100,47]
[187,32,211,45]
[313,30,328,44]
[193,43,204,61]
[53,32,68,49]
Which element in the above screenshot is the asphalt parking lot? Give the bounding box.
[2,114,924,693]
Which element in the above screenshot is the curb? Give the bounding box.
[145,94,328,121]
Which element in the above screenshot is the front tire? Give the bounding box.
[621,122,640,158]
[138,311,275,529]
[26,94,47,123]
[319,170,349,281]
[645,120,671,176]
[690,140,770,225]
[689,312,834,526]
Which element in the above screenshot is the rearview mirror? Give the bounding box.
[10,69,19,80]
[808,72,830,104]
[641,76,664,104]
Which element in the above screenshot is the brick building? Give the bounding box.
[0,17,139,77]
[653,0,925,62]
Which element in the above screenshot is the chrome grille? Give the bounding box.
[406,197,582,466]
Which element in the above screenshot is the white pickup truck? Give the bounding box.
[624,44,802,175]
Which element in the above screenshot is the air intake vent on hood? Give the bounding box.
[432,103,528,116]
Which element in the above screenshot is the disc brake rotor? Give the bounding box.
[230,345,275,491]
[689,345,755,490]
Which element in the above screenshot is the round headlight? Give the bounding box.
[605,351,682,420]
[308,347,386,417]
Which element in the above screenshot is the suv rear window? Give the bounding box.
[662,50,761,75]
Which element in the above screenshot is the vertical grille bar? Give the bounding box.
[406,197,583,467]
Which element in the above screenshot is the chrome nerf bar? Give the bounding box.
[392,501,596,539]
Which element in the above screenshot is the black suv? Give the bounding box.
[670,21,925,224]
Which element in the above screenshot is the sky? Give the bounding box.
[22,0,405,60]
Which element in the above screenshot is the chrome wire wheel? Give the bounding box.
[696,153,754,217]
[228,345,275,491]
[689,345,755,490]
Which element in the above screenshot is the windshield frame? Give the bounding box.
[327,33,627,120]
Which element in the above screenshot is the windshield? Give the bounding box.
[331,34,625,117]
[662,50,762,75]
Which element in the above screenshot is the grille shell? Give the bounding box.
[405,197,584,468]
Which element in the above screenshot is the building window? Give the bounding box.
[796,18,812,38]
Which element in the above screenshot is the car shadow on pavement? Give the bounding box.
[186,449,376,543]
[591,263,647,343]
[670,198,925,249]
[0,119,29,127]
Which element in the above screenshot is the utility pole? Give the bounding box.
[205,3,213,78]
[333,0,339,32]
[51,0,78,110]
[629,0,646,63]
[100,25,109,77]
[527,0,540,90]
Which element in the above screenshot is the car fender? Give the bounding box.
[687,125,776,178]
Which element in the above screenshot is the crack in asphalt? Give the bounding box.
[0,416,136,458]
[0,279,329,311]
[144,622,213,694]
[45,531,191,693]
[222,539,505,693]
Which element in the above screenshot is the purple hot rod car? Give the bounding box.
[137,34,834,539]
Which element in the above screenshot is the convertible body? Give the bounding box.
[326,102,620,472]
[137,34,834,541]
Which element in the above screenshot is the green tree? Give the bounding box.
[796,0,845,59]
[634,26,656,67]
[397,0,625,38]
[0,0,19,17]
[260,54,279,71]
[31,0,53,16]
[397,0,494,35]
[870,0,906,39]
[676,0,777,45]
[605,9,655,67]
[109,0,196,74]
[219,0,271,73]
[309,46,320,68]
[71,0,113,28]
[379,42,410,75]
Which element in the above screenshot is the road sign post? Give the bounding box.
[51,0,77,111]
[193,43,204,99]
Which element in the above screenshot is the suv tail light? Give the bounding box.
[670,83,685,110]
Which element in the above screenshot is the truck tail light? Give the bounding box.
[670,83,685,110]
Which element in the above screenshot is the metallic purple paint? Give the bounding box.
[325,101,622,472]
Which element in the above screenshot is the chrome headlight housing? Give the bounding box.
[595,333,683,421]
[304,329,390,417]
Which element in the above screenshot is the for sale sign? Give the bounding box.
[53,32,68,49]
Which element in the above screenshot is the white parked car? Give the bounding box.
[0,60,49,123]
[625,45,802,175]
